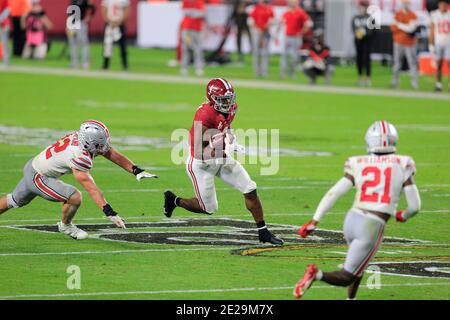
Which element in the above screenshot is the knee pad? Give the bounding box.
[6,194,20,209]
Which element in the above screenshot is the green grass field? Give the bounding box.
[0,43,449,300]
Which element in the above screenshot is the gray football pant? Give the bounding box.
[391,43,418,87]
[7,160,77,208]
[343,208,385,276]
[69,21,90,69]
[181,30,204,72]
[0,26,10,66]
[280,36,300,78]
[252,30,270,77]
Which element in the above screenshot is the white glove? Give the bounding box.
[107,215,126,229]
[136,171,158,181]
[225,133,246,155]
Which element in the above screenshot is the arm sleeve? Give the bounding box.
[403,157,416,183]
[312,177,354,222]
[402,184,421,220]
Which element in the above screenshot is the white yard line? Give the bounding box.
[0,210,448,224]
[0,247,233,257]
[2,65,450,101]
[1,282,449,299]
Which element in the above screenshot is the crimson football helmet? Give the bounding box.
[206,78,237,115]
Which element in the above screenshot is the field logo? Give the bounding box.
[171,127,280,175]
[66,265,81,290]
[9,218,450,279]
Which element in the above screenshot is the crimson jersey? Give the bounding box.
[189,102,238,158]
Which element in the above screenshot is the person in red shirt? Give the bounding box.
[181,0,206,76]
[277,0,311,79]
[249,0,274,77]
[390,0,419,89]
[163,78,284,245]
[302,31,333,84]
[0,0,11,66]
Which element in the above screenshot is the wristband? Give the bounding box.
[132,165,144,176]
[103,204,116,217]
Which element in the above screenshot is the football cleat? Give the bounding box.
[293,264,318,299]
[163,190,177,218]
[258,228,284,245]
[57,222,88,240]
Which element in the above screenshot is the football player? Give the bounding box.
[429,0,450,92]
[163,78,283,245]
[0,120,157,239]
[293,120,421,299]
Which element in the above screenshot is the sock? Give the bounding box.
[256,220,266,230]
[175,197,181,207]
[315,269,323,280]
[436,82,442,89]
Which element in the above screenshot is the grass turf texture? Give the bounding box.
[0,46,449,300]
[5,40,450,92]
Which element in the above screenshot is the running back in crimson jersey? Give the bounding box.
[345,154,416,216]
[189,102,238,158]
[32,132,94,178]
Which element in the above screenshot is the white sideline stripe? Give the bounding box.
[0,210,448,224]
[2,66,450,101]
[0,247,233,257]
[1,282,450,299]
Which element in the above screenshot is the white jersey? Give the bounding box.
[344,154,416,216]
[32,132,94,178]
[102,0,130,22]
[431,9,450,46]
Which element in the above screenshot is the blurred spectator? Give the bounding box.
[249,0,275,78]
[67,0,96,70]
[277,0,312,79]
[101,0,130,70]
[232,0,252,63]
[302,31,332,84]
[10,0,30,56]
[180,0,205,76]
[390,0,419,89]
[21,0,52,60]
[0,0,10,66]
[429,0,450,92]
[352,0,374,87]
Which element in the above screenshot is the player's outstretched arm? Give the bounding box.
[103,147,158,181]
[396,177,421,222]
[299,174,354,238]
[72,169,126,228]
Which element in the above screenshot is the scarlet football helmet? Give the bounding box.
[206,78,237,114]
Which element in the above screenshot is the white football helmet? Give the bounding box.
[365,120,398,154]
[78,120,111,155]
